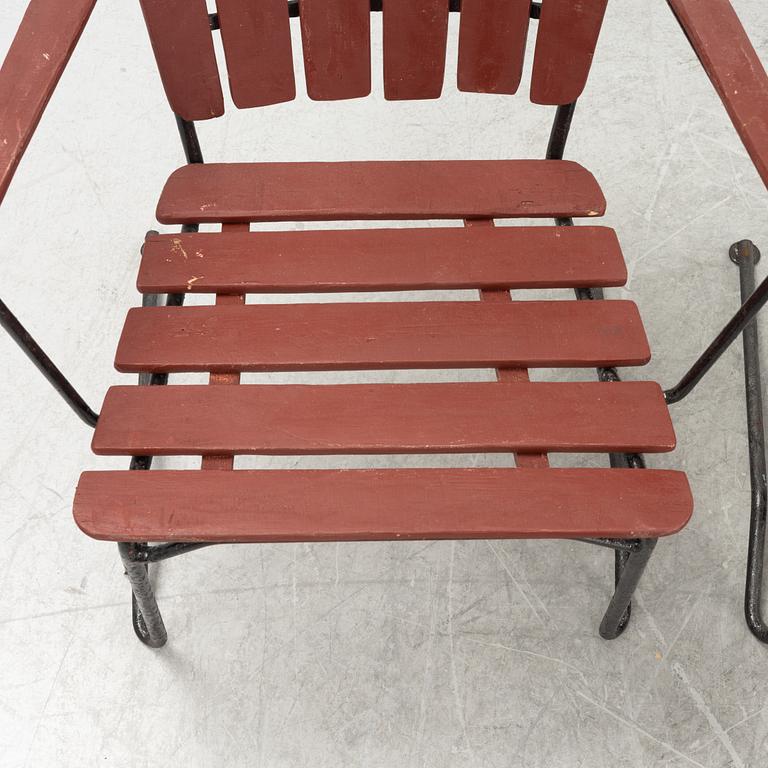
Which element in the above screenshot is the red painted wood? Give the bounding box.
[156,160,606,223]
[200,286,244,471]
[466,217,550,469]
[457,0,530,94]
[93,381,674,456]
[73,468,694,543]
[383,0,449,100]
[200,454,235,471]
[0,0,96,206]
[139,0,224,121]
[668,0,768,188]
[201,223,250,472]
[114,300,650,373]
[216,0,295,108]
[137,226,626,294]
[299,0,371,100]
[530,0,609,105]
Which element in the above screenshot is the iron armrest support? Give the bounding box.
[669,240,768,643]
[0,0,98,426]
[728,244,768,642]
[0,299,98,427]
[663,2,768,404]
[663,241,768,405]
[663,242,768,644]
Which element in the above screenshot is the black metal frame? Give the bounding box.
[206,0,540,28]
[0,299,99,426]
[729,241,768,642]
[661,238,768,643]
[3,1,766,647]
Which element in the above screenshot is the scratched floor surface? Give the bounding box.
[2,1,768,766]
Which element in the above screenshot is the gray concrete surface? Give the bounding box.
[1,1,768,765]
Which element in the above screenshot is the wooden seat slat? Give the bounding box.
[156,160,606,224]
[74,468,694,543]
[138,226,626,294]
[114,300,651,374]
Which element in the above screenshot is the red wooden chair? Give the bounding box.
[1,0,766,649]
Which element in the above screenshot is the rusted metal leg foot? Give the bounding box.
[730,240,768,643]
[118,542,167,648]
[599,539,657,639]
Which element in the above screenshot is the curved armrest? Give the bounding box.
[668,0,768,188]
[0,0,96,206]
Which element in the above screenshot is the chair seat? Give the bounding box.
[73,159,693,544]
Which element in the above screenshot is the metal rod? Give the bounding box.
[574,538,642,553]
[0,298,99,427]
[175,115,204,165]
[730,242,768,642]
[599,539,657,639]
[208,0,540,28]
[546,102,577,161]
[130,542,218,563]
[613,548,632,626]
[118,543,168,648]
[664,240,768,405]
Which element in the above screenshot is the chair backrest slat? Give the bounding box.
[383,0,450,100]
[139,0,224,120]
[217,0,296,108]
[139,1,612,116]
[299,0,371,100]
[530,0,609,105]
[457,0,530,95]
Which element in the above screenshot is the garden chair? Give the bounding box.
[1,0,766,649]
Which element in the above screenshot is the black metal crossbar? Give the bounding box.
[207,1,542,29]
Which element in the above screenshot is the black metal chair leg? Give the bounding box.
[118,542,167,648]
[730,240,768,642]
[599,539,657,639]
[611,548,632,634]
[116,237,182,649]
[744,476,768,642]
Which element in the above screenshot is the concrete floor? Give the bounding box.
[2,1,768,765]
